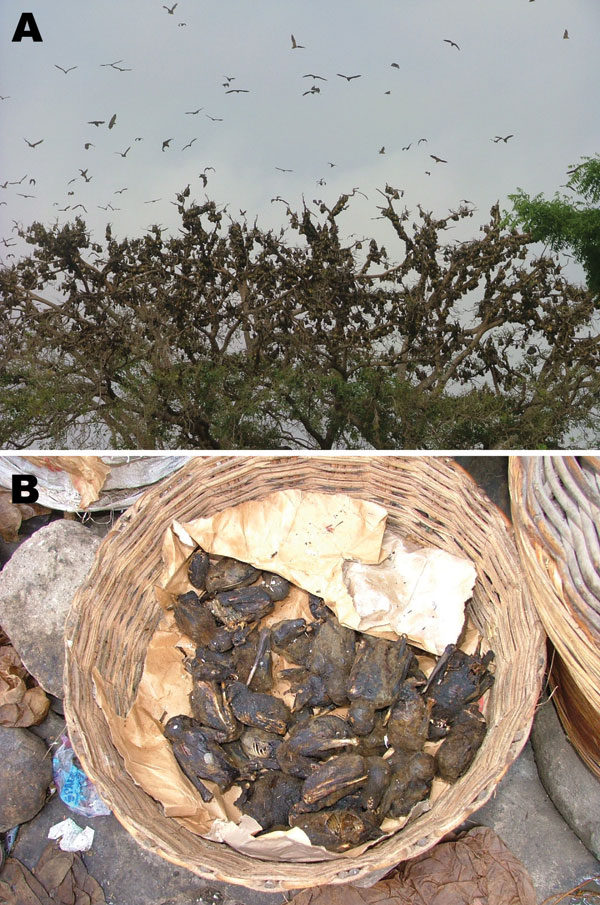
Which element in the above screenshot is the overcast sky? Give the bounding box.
[1,0,598,276]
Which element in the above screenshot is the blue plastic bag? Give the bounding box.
[52,734,111,817]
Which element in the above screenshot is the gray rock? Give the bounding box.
[0,520,102,697]
[531,696,600,859]
[467,739,600,902]
[0,727,53,831]
[29,708,67,750]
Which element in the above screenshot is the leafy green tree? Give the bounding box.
[504,154,600,296]
[1,187,599,449]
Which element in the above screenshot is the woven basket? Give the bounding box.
[64,456,545,892]
[509,455,600,778]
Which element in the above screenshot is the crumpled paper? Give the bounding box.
[344,537,477,655]
[287,826,536,905]
[0,645,50,728]
[94,489,483,862]
[47,818,94,853]
[0,843,105,905]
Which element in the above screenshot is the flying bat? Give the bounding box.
[443,39,460,50]
[162,138,174,151]
[291,34,305,49]
[225,88,249,94]
[492,134,514,143]
[275,167,293,172]
[303,85,320,95]
[79,169,92,181]
[101,60,123,67]
[55,64,77,74]
[303,73,327,80]
[163,3,177,13]
[84,142,94,149]
[114,188,128,194]
[186,108,203,114]
[144,198,162,203]
[430,154,447,163]
[182,138,197,150]
[111,64,132,71]
[72,204,87,212]
[379,146,385,154]
[391,63,400,68]
[337,73,361,81]
[24,138,43,147]
[88,120,105,126]
[206,115,223,121]
[115,146,131,157]
[418,137,428,143]
[17,193,36,198]
[563,29,569,39]
[402,143,412,150]
[108,114,117,129]
[0,95,10,100]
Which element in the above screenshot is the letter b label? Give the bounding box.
[12,475,39,504]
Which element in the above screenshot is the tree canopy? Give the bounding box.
[1,185,599,450]
[504,154,600,297]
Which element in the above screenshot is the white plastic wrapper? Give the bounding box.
[48,818,95,852]
[0,455,188,511]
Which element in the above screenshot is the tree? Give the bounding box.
[1,186,599,449]
[504,154,600,296]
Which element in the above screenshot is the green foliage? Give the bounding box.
[504,154,600,294]
[1,188,599,450]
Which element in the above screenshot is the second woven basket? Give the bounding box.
[509,455,600,778]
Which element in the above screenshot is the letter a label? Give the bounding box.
[12,13,43,42]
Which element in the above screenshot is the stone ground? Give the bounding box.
[2,456,599,905]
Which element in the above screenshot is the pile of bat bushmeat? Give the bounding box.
[164,550,495,852]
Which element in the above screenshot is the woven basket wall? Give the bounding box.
[64,455,546,892]
[509,455,600,778]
